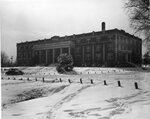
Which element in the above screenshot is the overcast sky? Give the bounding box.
[1,0,137,60]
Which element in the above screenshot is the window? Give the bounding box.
[23,54,25,58]
[124,37,126,43]
[85,46,91,52]
[129,39,131,44]
[107,53,114,60]
[120,36,123,42]
[107,43,113,51]
[76,55,81,61]
[121,45,124,50]
[62,48,69,54]
[126,39,129,44]
[85,54,91,61]
[118,37,120,43]
[95,45,101,52]
[76,40,80,44]
[90,37,97,42]
[117,36,119,40]
[95,53,102,60]
[18,46,20,51]
[118,45,121,50]
[125,38,128,44]
[124,46,126,50]
[81,39,87,43]
[110,35,115,40]
[87,39,90,43]
[76,47,81,53]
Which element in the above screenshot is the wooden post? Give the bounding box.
[80,78,83,84]
[60,78,62,82]
[118,81,121,87]
[42,77,45,82]
[90,79,93,84]
[104,80,107,85]
[135,82,138,89]
[27,77,29,81]
[35,77,37,81]
[68,79,71,83]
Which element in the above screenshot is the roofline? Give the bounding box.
[17,29,142,45]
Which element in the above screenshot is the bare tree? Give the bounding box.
[125,0,150,51]
[1,51,10,67]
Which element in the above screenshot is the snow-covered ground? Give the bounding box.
[1,67,150,119]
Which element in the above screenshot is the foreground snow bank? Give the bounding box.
[46,81,150,119]
[2,84,90,119]
[2,79,150,119]
[2,67,150,119]
[1,80,68,109]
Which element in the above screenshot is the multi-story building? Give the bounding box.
[17,22,142,66]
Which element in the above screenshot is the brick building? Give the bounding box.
[17,22,142,66]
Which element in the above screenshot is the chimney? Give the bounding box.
[102,22,105,33]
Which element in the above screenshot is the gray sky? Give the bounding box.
[1,0,136,60]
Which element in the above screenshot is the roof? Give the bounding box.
[17,28,142,45]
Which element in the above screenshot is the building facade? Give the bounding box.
[17,22,142,66]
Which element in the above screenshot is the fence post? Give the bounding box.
[90,79,93,84]
[135,82,138,89]
[42,77,45,82]
[35,77,37,81]
[118,81,121,87]
[80,78,83,84]
[59,78,62,82]
[104,80,107,85]
[68,79,71,83]
[27,77,29,81]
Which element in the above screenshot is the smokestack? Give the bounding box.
[102,22,105,33]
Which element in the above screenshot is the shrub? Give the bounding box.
[56,54,74,73]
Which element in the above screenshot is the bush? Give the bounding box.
[56,54,74,73]
[56,64,64,73]
[143,52,150,64]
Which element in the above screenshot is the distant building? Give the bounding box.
[17,22,142,66]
